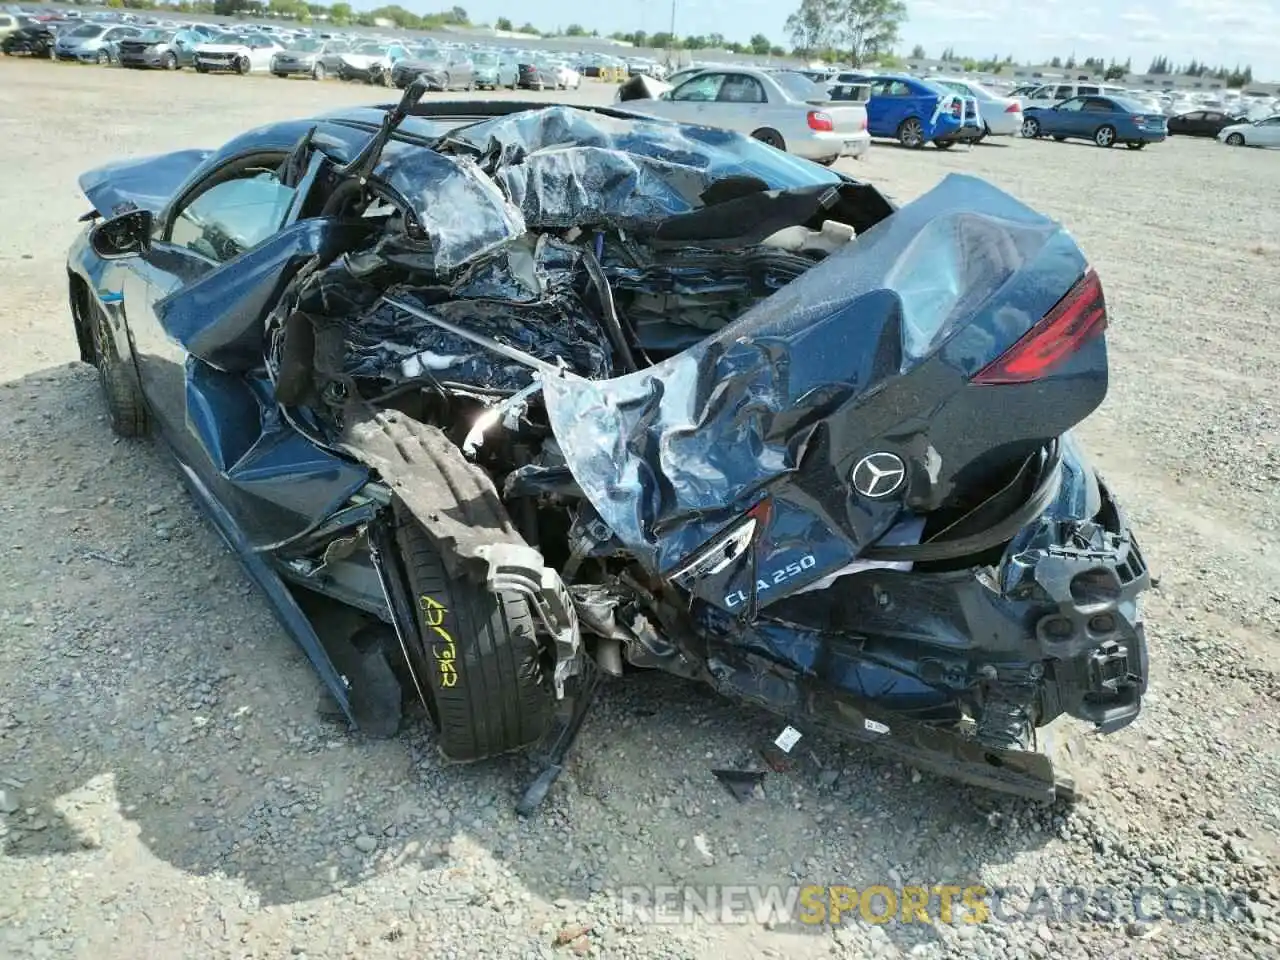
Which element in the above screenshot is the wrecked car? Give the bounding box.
[67,83,1150,813]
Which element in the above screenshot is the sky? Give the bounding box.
[415,0,1280,80]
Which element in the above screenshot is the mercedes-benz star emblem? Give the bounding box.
[851,452,906,499]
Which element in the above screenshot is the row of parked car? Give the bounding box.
[0,13,588,91]
[618,62,1280,158]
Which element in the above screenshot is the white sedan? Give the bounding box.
[193,31,282,74]
[932,77,1023,137]
[547,60,581,89]
[1217,114,1280,147]
[617,67,871,164]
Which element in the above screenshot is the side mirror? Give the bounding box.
[89,209,153,260]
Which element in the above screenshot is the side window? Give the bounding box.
[1078,85,1099,95]
[1030,86,1054,100]
[1057,97,1085,112]
[716,73,765,103]
[888,81,914,96]
[168,170,296,265]
[1186,111,1206,120]
[1054,84,1074,98]
[672,72,724,101]
[1084,98,1114,112]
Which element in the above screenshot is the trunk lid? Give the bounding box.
[79,149,212,216]
[542,173,1106,609]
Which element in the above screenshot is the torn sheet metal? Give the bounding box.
[541,173,1078,606]
[373,141,526,275]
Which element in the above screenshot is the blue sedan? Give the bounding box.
[831,73,983,149]
[1022,95,1168,149]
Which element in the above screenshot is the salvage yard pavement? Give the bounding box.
[1,58,1277,960]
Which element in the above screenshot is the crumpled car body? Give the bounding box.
[66,95,1149,807]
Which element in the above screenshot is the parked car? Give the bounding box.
[1165,109,1244,137]
[336,39,408,84]
[1022,95,1167,148]
[546,58,581,90]
[193,31,282,75]
[54,22,139,63]
[0,11,25,44]
[516,58,557,91]
[390,44,472,90]
[1,15,54,57]
[837,74,982,149]
[270,36,348,80]
[1217,114,1280,147]
[117,28,191,70]
[67,86,1149,812]
[931,77,1023,138]
[471,50,516,89]
[1018,82,1129,109]
[617,67,871,164]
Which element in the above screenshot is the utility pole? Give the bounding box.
[667,0,676,68]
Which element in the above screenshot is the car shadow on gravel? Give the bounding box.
[0,364,1062,953]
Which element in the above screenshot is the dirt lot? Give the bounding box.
[0,59,1277,960]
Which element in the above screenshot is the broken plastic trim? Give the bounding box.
[861,441,1063,562]
[473,542,583,699]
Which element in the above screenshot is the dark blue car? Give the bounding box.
[832,73,983,148]
[1022,95,1168,149]
[65,86,1150,811]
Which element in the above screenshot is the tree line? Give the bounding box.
[1146,55,1252,87]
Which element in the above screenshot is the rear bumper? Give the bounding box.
[688,437,1149,758]
[934,122,986,142]
[982,110,1023,136]
[794,130,872,161]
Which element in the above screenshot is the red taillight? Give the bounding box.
[972,268,1107,384]
[1005,102,1021,113]
[807,110,834,132]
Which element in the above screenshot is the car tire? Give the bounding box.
[896,117,925,148]
[162,51,177,70]
[1126,141,1146,150]
[1093,124,1116,148]
[273,72,286,78]
[751,127,786,151]
[88,301,148,438]
[96,49,109,65]
[312,62,325,81]
[395,520,554,762]
[1226,132,1245,146]
[1021,117,1040,138]
[235,55,250,75]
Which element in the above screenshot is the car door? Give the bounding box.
[1050,96,1088,136]
[453,51,474,86]
[865,79,898,135]
[642,71,725,121]
[125,154,296,445]
[1253,116,1280,146]
[1078,97,1117,137]
[709,72,768,135]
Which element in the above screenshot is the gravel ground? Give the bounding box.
[0,59,1277,960]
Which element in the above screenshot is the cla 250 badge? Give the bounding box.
[724,554,818,608]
